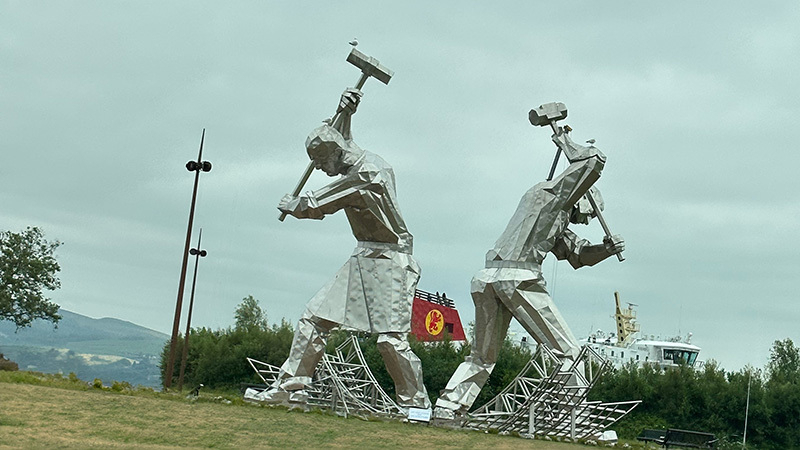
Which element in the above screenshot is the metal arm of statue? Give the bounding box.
[552,228,625,269]
[278,46,393,223]
[278,89,367,220]
[329,88,362,141]
[277,163,384,220]
[552,130,624,262]
[552,130,606,165]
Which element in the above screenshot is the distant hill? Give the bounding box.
[0,309,168,356]
[0,310,169,388]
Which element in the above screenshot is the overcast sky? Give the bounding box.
[2,1,798,372]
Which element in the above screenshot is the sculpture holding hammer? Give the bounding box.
[253,47,432,410]
[278,47,393,222]
[434,102,624,421]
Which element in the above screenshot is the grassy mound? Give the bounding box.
[0,370,594,449]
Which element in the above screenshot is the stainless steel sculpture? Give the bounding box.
[278,47,393,222]
[245,335,406,419]
[435,103,625,417]
[261,48,430,410]
[464,344,640,439]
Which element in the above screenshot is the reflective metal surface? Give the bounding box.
[271,87,429,409]
[245,335,406,419]
[463,345,640,440]
[437,113,624,415]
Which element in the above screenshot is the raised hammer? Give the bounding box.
[279,48,394,221]
[529,102,625,262]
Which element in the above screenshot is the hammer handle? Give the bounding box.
[279,71,372,222]
[354,72,369,90]
[585,192,625,262]
[546,122,562,181]
[278,161,315,221]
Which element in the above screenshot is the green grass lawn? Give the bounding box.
[0,370,594,449]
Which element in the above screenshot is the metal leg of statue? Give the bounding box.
[277,314,336,391]
[244,335,406,419]
[377,332,431,409]
[244,313,336,405]
[498,282,589,388]
[435,278,513,416]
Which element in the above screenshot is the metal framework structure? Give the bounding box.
[246,335,637,440]
[464,345,640,440]
[247,335,405,419]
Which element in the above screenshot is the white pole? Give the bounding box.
[528,402,536,438]
[742,370,752,449]
[570,407,577,440]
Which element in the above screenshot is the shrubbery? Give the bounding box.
[162,297,532,406]
[161,297,800,449]
[161,318,295,391]
[591,338,800,449]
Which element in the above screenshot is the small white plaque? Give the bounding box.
[599,430,618,443]
[407,407,432,422]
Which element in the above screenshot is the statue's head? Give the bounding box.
[305,125,362,176]
[570,187,604,225]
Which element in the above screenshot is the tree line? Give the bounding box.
[160,295,531,410]
[164,296,800,449]
[590,338,800,449]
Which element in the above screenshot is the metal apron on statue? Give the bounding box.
[305,242,420,334]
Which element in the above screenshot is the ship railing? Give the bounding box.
[415,289,455,309]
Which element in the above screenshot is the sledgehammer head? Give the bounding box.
[529,102,568,127]
[347,48,394,85]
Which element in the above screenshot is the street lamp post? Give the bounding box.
[165,129,212,389]
[178,228,207,391]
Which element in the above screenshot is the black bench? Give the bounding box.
[637,428,667,443]
[637,428,716,448]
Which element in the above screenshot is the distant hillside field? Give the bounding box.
[0,309,168,356]
[0,310,168,387]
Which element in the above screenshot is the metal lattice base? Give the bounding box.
[463,345,640,440]
[246,335,405,419]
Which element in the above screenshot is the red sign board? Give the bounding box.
[411,292,466,342]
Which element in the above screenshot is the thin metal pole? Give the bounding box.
[178,229,203,391]
[546,122,561,181]
[743,370,751,449]
[165,129,205,388]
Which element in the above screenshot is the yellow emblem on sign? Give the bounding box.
[426,309,444,336]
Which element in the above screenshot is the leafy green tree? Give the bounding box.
[766,338,800,385]
[234,295,268,331]
[161,296,294,390]
[0,227,62,329]
[729,367,768,449]
[764,338,800,449]
[410,334,470,405]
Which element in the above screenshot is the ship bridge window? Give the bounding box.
[663,349,698,366]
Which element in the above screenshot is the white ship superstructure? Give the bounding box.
[583,292,701,369]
